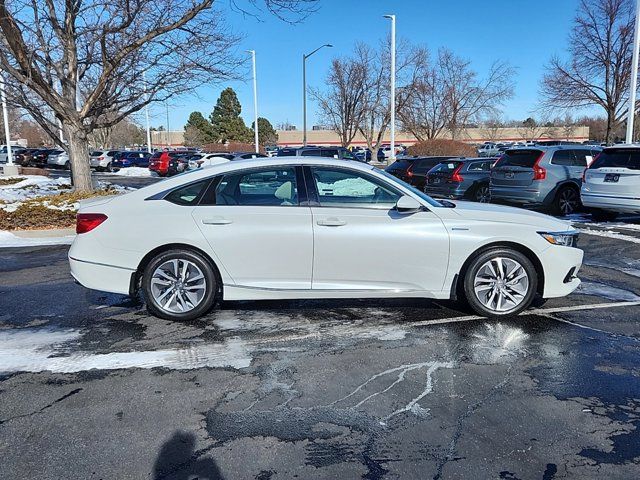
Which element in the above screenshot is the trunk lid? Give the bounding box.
[491,149,543,187]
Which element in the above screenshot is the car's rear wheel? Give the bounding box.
[471,183,490,203]
[142,249,218,321]
[105,163,114,173]
[463,248,537,317]
[553,186,580,216]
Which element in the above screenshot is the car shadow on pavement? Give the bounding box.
[152,431,223,480]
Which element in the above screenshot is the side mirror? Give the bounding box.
[395,195,422,214]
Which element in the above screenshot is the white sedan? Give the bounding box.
[69,157,583,321]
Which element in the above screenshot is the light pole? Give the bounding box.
[626,0,640,144]
[143,72,152,153]
[165,102,170,148]
[248,50,259,153]
[0,73,14,171]
[384,14,396,162]
[303,43,332,147]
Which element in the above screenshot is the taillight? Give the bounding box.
[406,164,414,177]
[451,164,464,183]
[98,156,104,160]
[76,213,107,234]
[532,152,546,180]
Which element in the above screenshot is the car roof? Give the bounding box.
[603,144,640,150]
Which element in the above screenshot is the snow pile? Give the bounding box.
[0,230,75,247]
[0,176,71,209]
[317,177,376,197]
[580,228,640,244]
[109,167,157,177]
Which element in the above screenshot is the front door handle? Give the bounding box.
[202,217,232,225]
[317,217,346,227]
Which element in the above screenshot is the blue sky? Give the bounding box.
[148,0,582,131]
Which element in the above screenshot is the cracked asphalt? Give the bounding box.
[1,218,640,479]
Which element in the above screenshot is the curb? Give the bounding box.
[11,228,76,239]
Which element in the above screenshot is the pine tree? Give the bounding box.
[251,117,279,146]
[184,111,214,144]
[210,88,252,142]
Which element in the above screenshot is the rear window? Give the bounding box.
[590,150,640,170]
[496,150,542,168]
[277,149,297,157]
[90,151,103,156]
[430,161,462,173]
[107,151,119,156]
[385,159,415,171]
[150,152,162,159]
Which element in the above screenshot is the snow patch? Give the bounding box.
[0,230,75,247]
[577,281,640,302]
[107,167,157,177]
[579,228,640,244]
[0,328,252,374]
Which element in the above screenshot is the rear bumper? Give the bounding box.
[540,245,583,298]
[490,185,546,206]
[90,159,110,168]
[581,191,640,214]
[69,256,134,295]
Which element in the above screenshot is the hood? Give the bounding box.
[446,200,573,232]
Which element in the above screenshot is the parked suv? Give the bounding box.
[490,146,601,215]
[425,158,496,202]
[277,146,358,161]
[386,156,463,189]
[47,150,70,169]
[581,145,640,221]
[90,150,120,171]
[112,151,151,170]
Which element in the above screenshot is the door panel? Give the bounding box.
[311,207,450,291]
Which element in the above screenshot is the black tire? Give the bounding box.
[463,248,538,317]
[552,186,580,216]
[470,183,491,203]
[106,163,114,173]
[142,249,218,321]
[64,161,71,170]
[590,209,618,222]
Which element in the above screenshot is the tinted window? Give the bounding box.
[496,150,542,168]
[213,167,298,206]
[165,179,210,206]
[467,161,491,172]
[430,161,462,174]
[107,151,119,156]
[277,149,297,157]
[551,150,575,166]
[590,150,640,170]
[90,151,103,156]
[385,159,415,172]
[412,159,440,174]
[150,152,162,159]
[301,149,321,156]
[311,167,401,208]
[573,150,594,167]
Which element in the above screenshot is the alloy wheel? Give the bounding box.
[475,185,490,203]
[150,259,207,313]
[473,257,529,313]
[558,188,579,215]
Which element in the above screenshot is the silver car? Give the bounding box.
[90,150,120,172]
[46,150,69,169]
[490,145,601,215]
[581,145,640,221]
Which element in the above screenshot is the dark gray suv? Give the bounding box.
[490,146,601,215]
[424,157,496,202]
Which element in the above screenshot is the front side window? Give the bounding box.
[213,167,299,206]
[311,167,401,208]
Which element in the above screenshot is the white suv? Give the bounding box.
[581,145,640,221]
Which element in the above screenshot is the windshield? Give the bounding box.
[377,168,443,207]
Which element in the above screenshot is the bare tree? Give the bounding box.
[520,117,555,142]
[311,55,368,147]
[346,40,427,161]
[401,48,514,141]
[483,115,504,142]
[541,0,635,144]
[0,0,315,190]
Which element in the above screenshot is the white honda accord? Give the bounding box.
[69,157,583,321]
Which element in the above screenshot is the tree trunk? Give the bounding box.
[605,112,613,145]
[64,123,93,192]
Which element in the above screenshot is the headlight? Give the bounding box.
[538,231,579,247]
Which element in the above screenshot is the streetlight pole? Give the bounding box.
[303,43,332,147]
[248,50,259,153]
[143,71,152,153]
[384,14,396,162]
[627,0,640,144]
[165,102,170,148]
[0,73,14,169]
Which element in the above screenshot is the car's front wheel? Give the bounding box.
[463,248,537,317]
[142,249,218,321]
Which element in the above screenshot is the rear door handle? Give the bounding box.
[202,217,232,225]
[317,217,346,227]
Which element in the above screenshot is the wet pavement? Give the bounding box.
[1,220,640,479]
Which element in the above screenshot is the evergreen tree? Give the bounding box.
[251,117,279,146]
[210,88,252,142]
[184,111,214,144]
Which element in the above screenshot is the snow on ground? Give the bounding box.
[0,174,133,212]
[107,167,157,177]
[0,230,75,247]
[579,228,640,244]
[577,281,640,302]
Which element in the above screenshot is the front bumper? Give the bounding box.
[540,245,583,298]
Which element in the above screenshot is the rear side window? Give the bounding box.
[301,149,321,156]
[551,150,575,166]
[385,159,414,172]
[573,150,594,167]
[496,150,542,168]
[467,161,491,172]
[590,150,640,170]
[165,179,210,206]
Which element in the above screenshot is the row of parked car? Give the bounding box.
[385,144,639,220]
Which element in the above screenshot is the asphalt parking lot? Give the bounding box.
[1,218,640,479]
